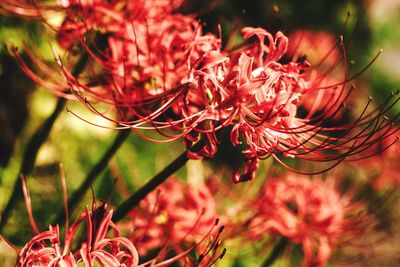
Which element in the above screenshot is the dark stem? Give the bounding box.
[261,238,289,267]
[53,128,130,226]
[0,97,66,233]
[112,142,203,222]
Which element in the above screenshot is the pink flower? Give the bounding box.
[128,178,218,256]
[77,204,139,267]
[17,203,139,267]
[17,225,77,267]
[182,26,398,182]
[250,175,361,267]
[180,27,311,181]
[3,0,193,101]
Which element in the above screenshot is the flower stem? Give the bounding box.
[0,97,66,233]
[53,128,131,226]
[112,142,203,222]
[261,238,289,267]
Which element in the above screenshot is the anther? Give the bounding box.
[220,248,227,259]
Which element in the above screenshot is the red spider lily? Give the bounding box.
[248,175,364,267]
[17,225,78,267]
[15,175,139,266]
[3,0,222,145]
[182,26,399,182]
[2,0,192,100]
[17,228,68,266]
[128,177,219,256]
[17,204,140,267]
[56,0,120,49]
[1,0,216,122]
[57,5,224,145]
[68,8,221,127]
[104,13,203,102]
[77,204,140,267]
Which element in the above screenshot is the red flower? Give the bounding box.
[17,203,139,267]
[180,27,310,180]
[77,204,139,267]
[17,225,78,267]
[181,26,398,182]
[128,177,218,256]
[250,175,362,267]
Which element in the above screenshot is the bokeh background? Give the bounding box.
[1,0,400,266]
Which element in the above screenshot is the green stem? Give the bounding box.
[112,142,203,222]
[0,97,66,233]
[53,129,130,226]
[261,238,289,267]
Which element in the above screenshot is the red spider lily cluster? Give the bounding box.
[0,0,400,266]
[2,0,398,183]
[0,171,372,267]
